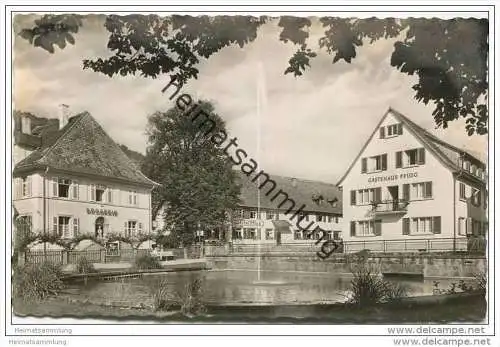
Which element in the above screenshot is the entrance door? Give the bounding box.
[95,217,105,238]
[276,231,282,245]
[388,186,399,210]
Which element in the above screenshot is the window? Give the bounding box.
[54,216,71,238]
[335,216,339,223]
[249,211,258,219]
[412,182,433,199]
[265,229,274,240]
[95,185,105,202]
[317,214,325,222]
[357,221,375,236]
[16,215,32,235]
[387,124,402,137]
[124,220,142,237]
[458,217,467,236]
[15,176,32,198]
[356,188,380,205]
[128,191,138,206]
[298,213,309,222]
[294,230,302,240]
[403,216,441,235]
[463,161,470,171]
[243,228,257,240]
[266,210,276,220]
[57,178,71,198]
[368,154,387,172]
[471,188,481,207]
[233,228,243,239]
[470,164,477,176]
[400,148,425,167]
[459,183,466,200]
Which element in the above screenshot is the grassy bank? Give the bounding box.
[13,292,486,323]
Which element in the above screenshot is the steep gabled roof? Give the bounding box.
[337,107,486,186]
[14,112,158,187]
[237,171,342,214]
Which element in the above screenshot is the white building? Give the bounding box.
[13,109,158,241]
[154,172,343,245]
[337,108,487,253]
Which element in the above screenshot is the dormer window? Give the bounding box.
[463,161,470,171]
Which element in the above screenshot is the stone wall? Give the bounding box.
[208,253,487,278]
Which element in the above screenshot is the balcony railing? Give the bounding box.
[371,200,409,215]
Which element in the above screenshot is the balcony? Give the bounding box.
[370,200,409,216]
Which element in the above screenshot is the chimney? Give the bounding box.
[59,104,70,129]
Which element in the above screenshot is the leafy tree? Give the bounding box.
[19,15,488,135]
[142,101,240,245]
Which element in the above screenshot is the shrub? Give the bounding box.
[13,261,64,301]
[134,254,162,270]
[348,263,408,306]
[151,278,175,311]
[178,278,206,316]
[76,256,96,274]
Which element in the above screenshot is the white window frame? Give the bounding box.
[265,228,274,240]
[17,214,32,235]
[54,215,72,238]
[125,220,141,237]
[411,217,433,234]
[387,124,399,137]
[357,221,375,237]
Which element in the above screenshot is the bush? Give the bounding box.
[178,278,206,316]
[134,254,162,270]
[151,278,175,311]
[76,256,96,274]
[348,263,408,306]
[13,261,64,302]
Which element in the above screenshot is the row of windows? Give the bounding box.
[14,176,140,206]
[232,228,273,240]
[349,216,441,236]
[361,148,425,173]
[350,182,433,205]
[379,123,403,139]
[458,217,487,236]
[460,159,485,180]
[233,209,340,223]
[294,230,340,241]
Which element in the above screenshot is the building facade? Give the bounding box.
[13,109,157,241]
[154,172,343,245]
[337,108,487,252]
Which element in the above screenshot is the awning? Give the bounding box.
[272,220,293,234]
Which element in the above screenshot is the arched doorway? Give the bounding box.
[95,217,105,238]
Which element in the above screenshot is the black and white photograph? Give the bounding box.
[2,3,498,346]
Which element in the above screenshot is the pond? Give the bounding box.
[66,270,468,307]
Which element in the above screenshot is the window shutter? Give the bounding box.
[52,178,58,197]
[124,222,128,236]
[466,218,472,235]
[418,148,426,165]
[397,123,403,135]
[26,176,32,196]
[374,220,382,236]
[72,182,79,200]
[90,185,95,201]
[402,218,410,235]
[402,184,410,201]
[375,187,382,203]
[107,189,113,204]
[350,190,357,205]
[396,151,402,168]
[381,154,387,171]
[73,218,79,236]
[432,216,441,234]
[379,127,385,139]
[350,221,356,237]
[361,158,367,173]
[424,182,432,198]
[53,216,58,235]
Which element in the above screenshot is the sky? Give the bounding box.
[13,14,488,184]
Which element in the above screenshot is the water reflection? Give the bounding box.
[69,270,470,306]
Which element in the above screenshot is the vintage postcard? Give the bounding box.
[2,3,497,346]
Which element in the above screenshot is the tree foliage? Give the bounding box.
[19,15,488,134]
[142,101,240,245]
